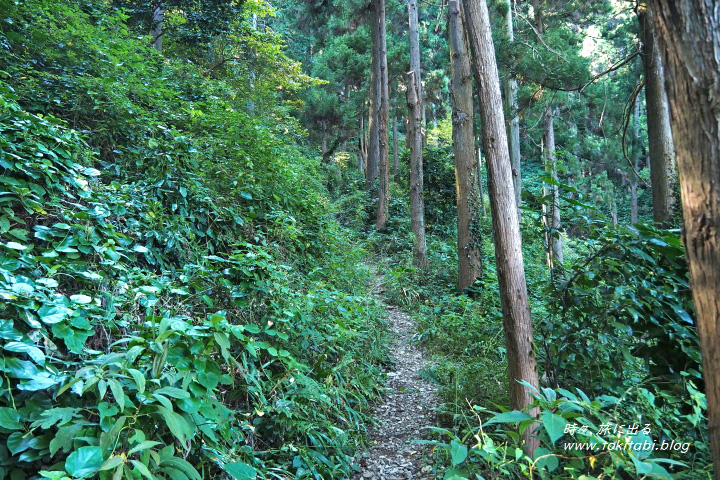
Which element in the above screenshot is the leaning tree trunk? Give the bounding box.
[503,0,522,212]
[407,0,428,266]
[648,2,720,477]
[543,107,563,267]
[462,0,540,454]
[637,0,676,227]
[449,0,482,291]
[370,0,390,228]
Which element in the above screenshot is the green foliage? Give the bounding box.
[0,1,390,477]
[425,385,710,479]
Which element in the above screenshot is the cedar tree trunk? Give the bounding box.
[649,1,720,477]
[449,0,482,291]
[461,0,540,453]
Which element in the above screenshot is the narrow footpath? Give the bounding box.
[352,281,441,479]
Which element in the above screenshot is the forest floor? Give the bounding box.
[351,275,440,479]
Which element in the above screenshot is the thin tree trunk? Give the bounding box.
[151,2,164,52]
[393,103,399,176]
[477,141,487,218]
[462,0,540,454]
[367,5,381,192]
[638,0,676,227]
[359,115,367,174]
[649,3,720,477]
[503,0,522,212]
[449,0,482,291]
[544,107,563,267]
[370,0,390,228]
[630,95,640,224]
[407,0,428,265]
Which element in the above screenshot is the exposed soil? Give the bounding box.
[351,281,440,480]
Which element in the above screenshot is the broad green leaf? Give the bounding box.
[483,411,533,425]
[99,456,125,471]
[157,407,191,445]
[108,379,125,412]
[69,294,92,304]
[223,461,256,480]
[65,446,104,478]
[38,305,71,324]
[0,319,22,341]
[540,411,568,445]
[32,408,80,429]
[159,457,201,480]
[130,460,155,480]
[533,447,558,472]
[7,431,32,455]
[443,468,469,480]
[128,441,162,455]
[450,440,468,467]
[4,341,45,365]
[154,387,190,399]
[128,369,145,394]
[0,407,22,429]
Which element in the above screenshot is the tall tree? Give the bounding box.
[503,0,521,211]
[461,0,540,453]
[368,0,390,228]
[543,107,563,267]
[151,1,163,52]
[407,0,428,265]
[648,1,720,476]
[449,0,482,291]
[637,0,676,226]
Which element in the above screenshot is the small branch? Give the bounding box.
[621,79,650,186]
[579,50,640,92]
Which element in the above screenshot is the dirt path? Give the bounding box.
[351,286,440,479]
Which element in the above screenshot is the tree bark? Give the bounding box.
[637,0,676,227]
[503,0,522,212]
[370,0,390,228]
[393,102,399,176]
[462,0,540,453]
[648,2,720,477]
[477,140,487,218]
[630,95,640,224]
[151,2,164,52]
[449,0,482,291]
[543,107,563,267]
[407,0,428,265]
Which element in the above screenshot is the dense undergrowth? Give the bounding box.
[375,145,710,478]
[0,1,390,479]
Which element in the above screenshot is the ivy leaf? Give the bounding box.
[65,446,104,478]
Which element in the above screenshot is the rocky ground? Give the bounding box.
[351,297,441,480]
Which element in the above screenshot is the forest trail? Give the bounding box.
[352,276,440,479]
